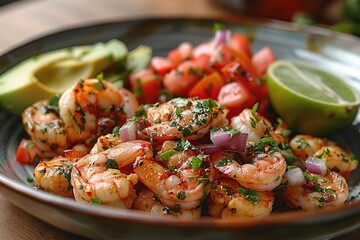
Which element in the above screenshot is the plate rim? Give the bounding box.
[0,16,360,230]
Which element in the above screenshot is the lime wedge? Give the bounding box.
[266,60,360,136]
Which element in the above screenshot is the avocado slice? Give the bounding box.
[0,39,128,114]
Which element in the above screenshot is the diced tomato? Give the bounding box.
[211,45,257,76]
[150,56,175,75]
[221,60,258,89]
[163,60,205,96]
[129,69,162,104]
[192,42,215,59]
[168,42,192,67]
[15,139,38,163]
[217,82,256,118]
[194,54,213,74]
[230,34,252,58]
[168,50,183,67]
[163,60,204,96]
[188,72,225,99]
[252,46,276,76]
[163,69,199,96]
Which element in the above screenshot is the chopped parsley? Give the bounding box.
[212,126,239,137]
[159,149,176,161]
[90,198,103,205]
[295,138,310,150]
[250,103,260,128]
[213,22,226,32]
[177,191,186,200]
[27,177,35,183]
[105,159,118,169]
[174,138,197,151]
[93,77,106,90]
[216,157,232,167]
[112,126,121,137]
[237,187,260,205]
[190,154,206,171]
[63,164,73,183]
[45,94,61,114]
[133,78,142,97]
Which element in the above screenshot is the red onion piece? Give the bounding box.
[214,29,231,47]
[197,143,221,155]
[305,156,327,175]
[210,130,248,152]
[286,167,306,186]
[119,121,138,142]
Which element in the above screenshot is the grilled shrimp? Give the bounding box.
[71,140,153,208]
[34,156,73,197]
[208,178,274,219]
[313,145,358,179]
[134,140,214,210]
[211,142,287,191]
[33,143,91,198]
[138,97,228,141]
[231,108,286,144]
[283,171,349,211]
[133,188,201,220]
[289,134,326,160]
[59,78,127,146]
[22,99,68,159]
[90,132,123,154]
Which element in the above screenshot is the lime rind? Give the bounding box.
[266,60,360,136]
[268,60,360,107]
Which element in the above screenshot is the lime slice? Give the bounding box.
[266,60,360,136]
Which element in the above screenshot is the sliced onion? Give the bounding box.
[286,167,306,186]
[119,121,138,142]
[197,143,221,155]
[210,130,248,152]
[214,29,231,47]
[305,156,327,175]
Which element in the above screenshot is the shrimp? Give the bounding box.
[33,143,92,198]
[211,141,287,191]
[71,140,153,208]
[90,132,123,154]
[138,97,228,141]
[313,145,358,179]
[208,178,274,219]
[22,99,68,159]
[282,171,349,211]
[289,134,325,160]
[133,188,201,220]
[133,140,215,210]
[34,156,73,197]
[231,108,285,144]
[58,78,127,146]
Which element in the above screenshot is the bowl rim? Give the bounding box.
[0,16,360,229]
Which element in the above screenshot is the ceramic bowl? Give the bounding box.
[0,18,360,240]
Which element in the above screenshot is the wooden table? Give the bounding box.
[0,0,359,239]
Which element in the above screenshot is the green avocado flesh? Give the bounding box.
[0,39,128,114]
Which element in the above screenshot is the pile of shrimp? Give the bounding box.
[22,79,358,220]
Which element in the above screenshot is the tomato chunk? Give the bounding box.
[168,42,192,67]
[217,82,256,118]
[129,69,162,104]
[16,139,37,163]
[188,72,225,99]
[230,34,252,58]
[151,56,174,75]
[252,46,276,76]
[163,60,204,96]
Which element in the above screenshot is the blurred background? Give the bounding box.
[1,0,359,36]
[212,0,360,36]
